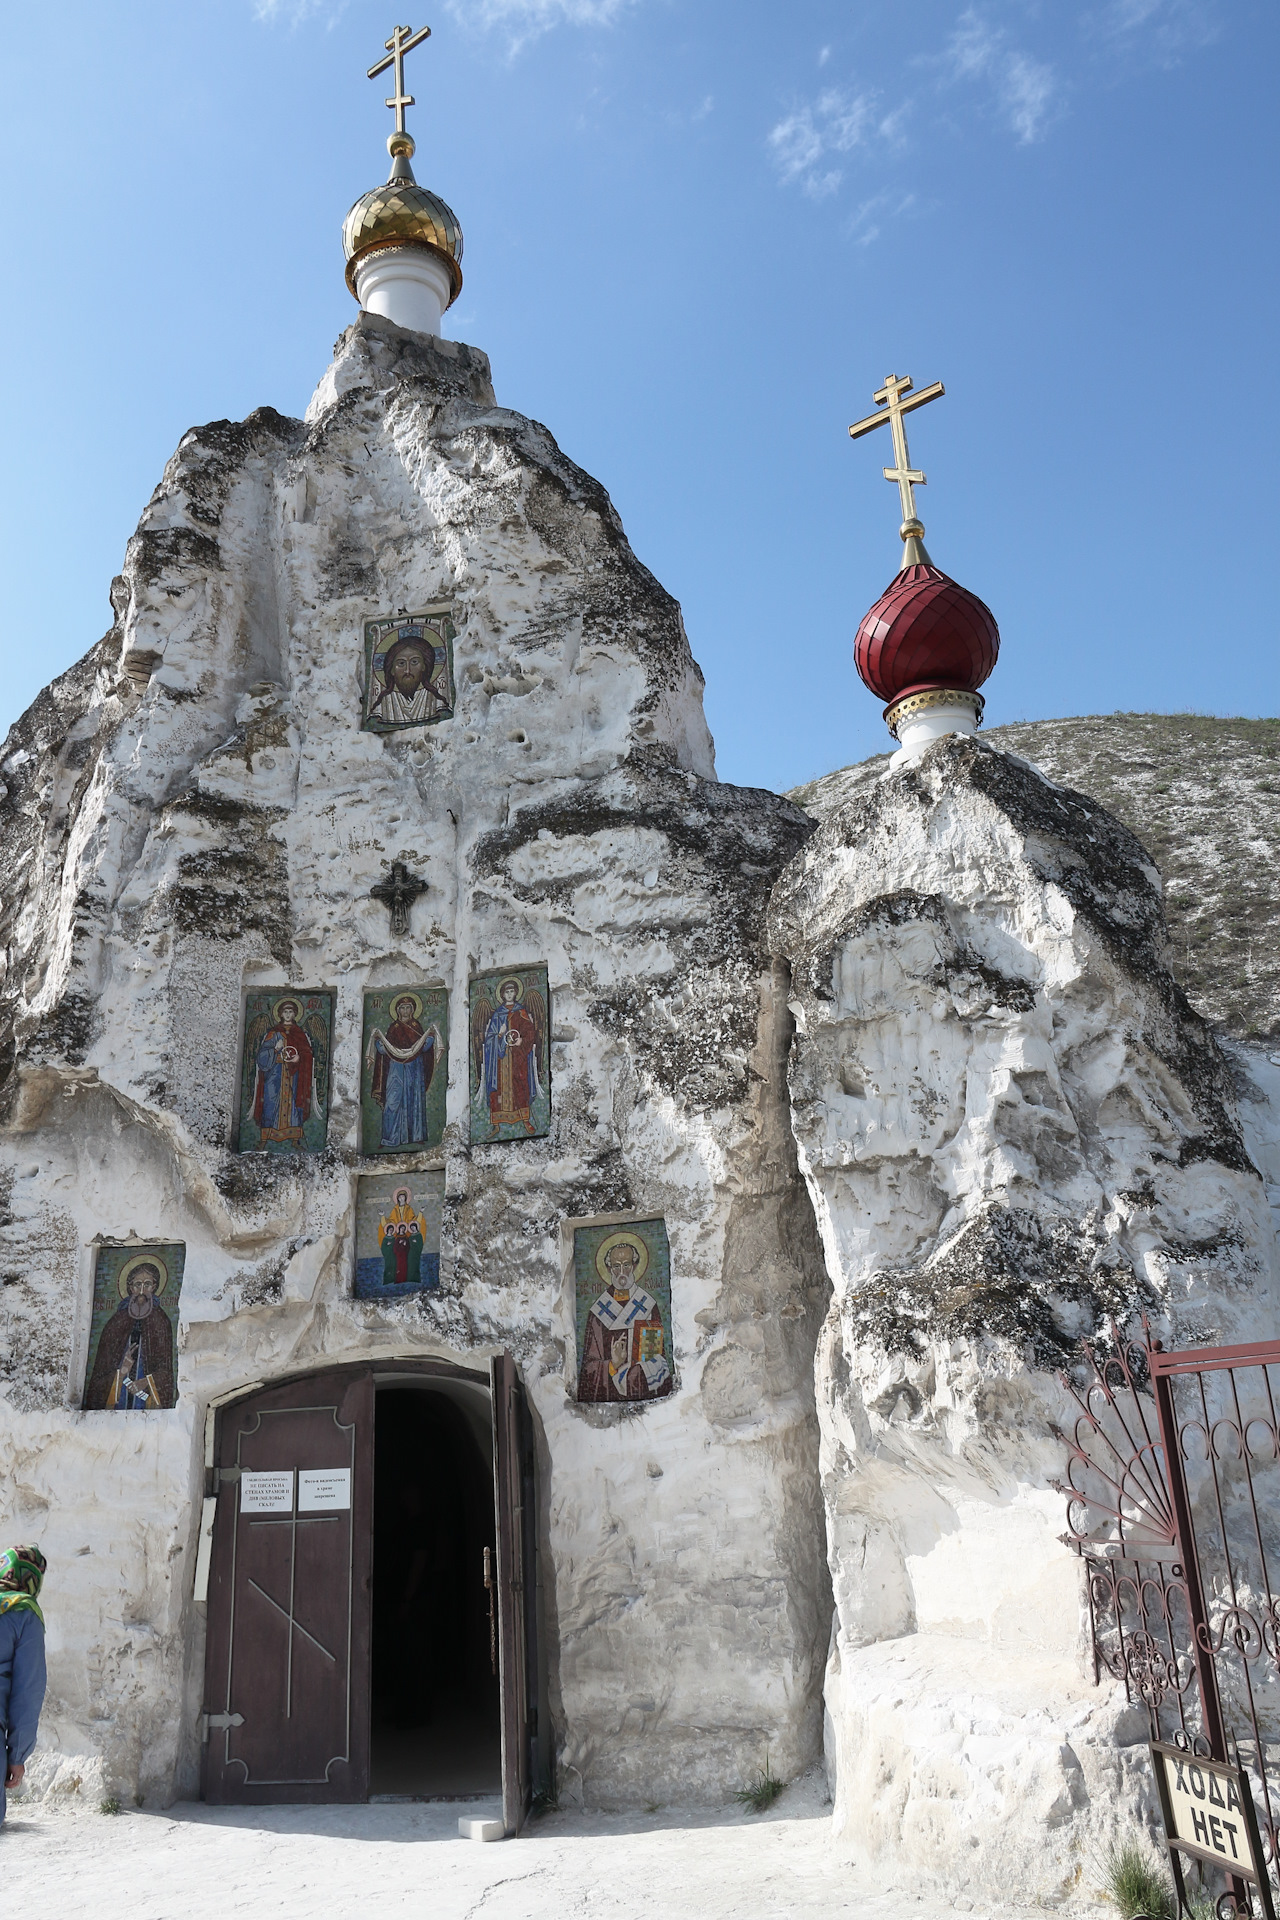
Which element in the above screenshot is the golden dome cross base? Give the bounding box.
[343,20,464,329]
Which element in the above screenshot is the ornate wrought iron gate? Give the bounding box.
[1058,1326,1280,1902]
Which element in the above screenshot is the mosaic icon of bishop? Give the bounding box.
[574,1222,672,1405]
[362,608,455,732]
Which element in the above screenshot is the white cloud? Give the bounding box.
[770,9,1059,207]
[441,0,635,50]
[940,8,1058,143]
[1002,50,1056,141]
[768,88,904,199]
[253,0,347,23]
[946,8,1002,79]
[848,190,917,248]
[1093,0,1219,63]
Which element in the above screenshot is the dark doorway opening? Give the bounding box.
[371,1384,501,1798]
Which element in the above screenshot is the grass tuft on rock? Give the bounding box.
[733,1755,785,1814]
[1105,1842,1174,1918]
[99,1796,122,1817]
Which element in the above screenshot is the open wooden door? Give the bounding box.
[203,1368,374,1804]
[491,1351,538,1835]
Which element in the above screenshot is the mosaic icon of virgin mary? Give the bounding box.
[362,988,445,1152]
[575,1227,672,1405]
[84,1248,182,1411]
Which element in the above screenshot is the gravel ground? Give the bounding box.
[1,1770,1071,1919]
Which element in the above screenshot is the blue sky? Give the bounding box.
[1,0,1274,791]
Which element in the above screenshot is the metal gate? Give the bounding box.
[1058,1324,1280,1903]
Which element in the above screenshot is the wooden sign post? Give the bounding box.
[1148,1742,1276,1920]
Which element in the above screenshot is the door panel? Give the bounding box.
[203,1368,373,1804]
[492,1352,536,1834]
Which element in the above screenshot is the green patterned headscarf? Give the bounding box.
[0,1545,46,1625]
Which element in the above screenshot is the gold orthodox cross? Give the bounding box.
[848,374,945,531]
[368,23,432,136]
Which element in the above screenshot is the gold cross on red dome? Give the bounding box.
[849,373,945,535]
[368,23,432,137]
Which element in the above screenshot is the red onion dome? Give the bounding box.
[854,563,999,721]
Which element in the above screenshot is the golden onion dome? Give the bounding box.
[342,132,463,307]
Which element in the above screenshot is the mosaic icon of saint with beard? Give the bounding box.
[83,1248,183,1410]
[575,1227,672,1405]
[362,611,456,732]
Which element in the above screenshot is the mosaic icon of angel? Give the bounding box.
[469,967,550,1143]
[237,991,333,1154]
[361,609,455,732]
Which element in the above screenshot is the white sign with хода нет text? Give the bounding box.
[239,1471,294,1514]
[298,1468,352,1513]
[1150,1741,1269,1888]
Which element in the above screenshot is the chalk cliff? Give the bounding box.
[0,315,830,1810]
[775,734,1279,1901]
[2,311,1276,1906]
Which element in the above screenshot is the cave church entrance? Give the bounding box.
[201,1357,537,1827]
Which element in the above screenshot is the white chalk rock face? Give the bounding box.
[0,314,831,1810]
[769,735,1279,1904]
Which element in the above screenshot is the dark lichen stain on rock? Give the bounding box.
[848,1203,1145,1370]
[128,527,221,586]
[213,1149,345,1206]
[27,992,97,1068]
[163,787,293,970]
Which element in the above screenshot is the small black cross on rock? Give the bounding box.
[370,860,428,937]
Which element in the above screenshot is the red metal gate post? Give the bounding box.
[1150,1357,1230,1763]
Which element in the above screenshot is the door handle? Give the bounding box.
[483,1546,497,1675]
[201,1711,245,1741]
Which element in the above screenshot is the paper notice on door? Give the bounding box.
[240,1471,294,1514]
[298,1468,351,1513]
